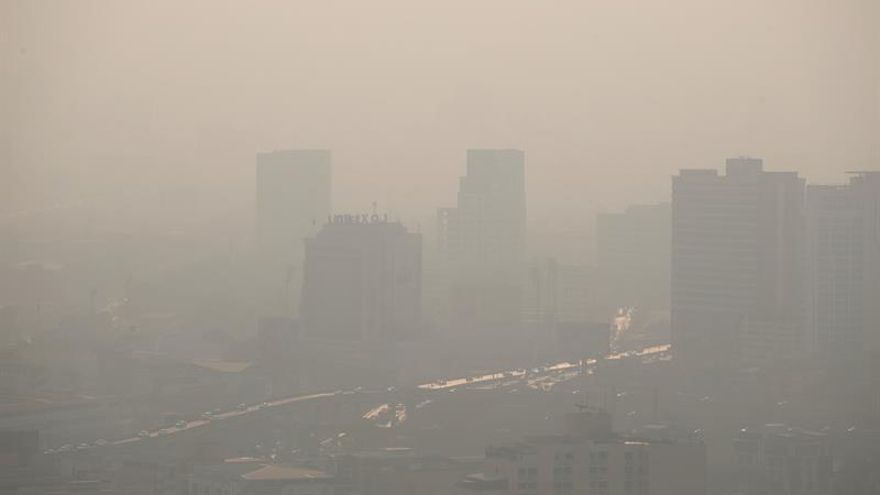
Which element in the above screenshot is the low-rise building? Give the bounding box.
[460,409,705,495]
[188,458,334,495]
[734,424,832,495]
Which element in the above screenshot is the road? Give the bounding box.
[46,344,671,454]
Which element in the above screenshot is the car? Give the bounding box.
[238,403,248,411]
[94,439,108,446]
[76,443,90,450]
[201,412,214,420]
[137,430,150,438]
[175,420,187,428]
[261,402,270,408]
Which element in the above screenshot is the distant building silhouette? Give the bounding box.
[256,149,331,257]
[301,215,422,343]
[255,149,332,316]
[296,216,423,387]
[439,149,526,267]
[805,172,880,365]
[438,149,527,338]
[671,158,805,369]
[596,203,671,312]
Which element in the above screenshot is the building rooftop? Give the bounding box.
[241,464,331,481]
[190,359,253,374]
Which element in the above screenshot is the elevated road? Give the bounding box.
[46,344,671,455]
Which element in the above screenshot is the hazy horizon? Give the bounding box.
[3,0,878,244]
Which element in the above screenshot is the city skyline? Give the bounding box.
[2,2,879,494]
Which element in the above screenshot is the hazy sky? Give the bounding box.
[2,0,878,239]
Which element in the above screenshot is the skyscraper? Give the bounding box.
[255,149,332,316]
[437,149,527,337]
[596,203,671,312]
[805,172,880,363]
[439,149,526,269]
[300,215,422,343]
[671,158,805,369]
[256,149,332,258]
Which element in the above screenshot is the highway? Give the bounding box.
[45,344,671,455]
[47,392,339,454]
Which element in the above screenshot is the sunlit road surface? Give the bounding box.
[363,403,391,421]
[417,344,670,390]
[50,345,669,454]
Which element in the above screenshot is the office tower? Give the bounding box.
[256,149,332,258]
[437,149,527,337]
[805,172,880,363]
[439,149,526,268]
[522,258,609,360]
[255,149,331,317]
[300,215,422,343]
[671,158,805,369]
[596,203,671,312]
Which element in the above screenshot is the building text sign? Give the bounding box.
[328,213,389,225]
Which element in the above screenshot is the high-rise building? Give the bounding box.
[437,150,527,337]
[671,158,805,369]
[300,215,422,343]
[439,149,526,269]
[255,149,332,317]
[256,149,332,258]
[596,203,671,312]
[805,172,880,363]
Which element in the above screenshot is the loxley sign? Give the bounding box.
[328,213,389,225]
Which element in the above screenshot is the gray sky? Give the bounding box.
[2,0,878,236]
